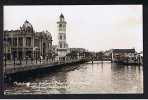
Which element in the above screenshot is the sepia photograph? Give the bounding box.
[3,5,143,94]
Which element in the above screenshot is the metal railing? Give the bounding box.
[3,57,89,74]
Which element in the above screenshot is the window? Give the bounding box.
[18,37,23,46]
[60,35,62,40]
[63,43,65,48]
[26,37,31,47]
[60,18,64,22]
[59,24,62,27]
[60,43,62,48]
[34,39,39,47]
[7,38,12,45]
[13,38,17,46]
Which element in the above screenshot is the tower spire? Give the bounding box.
[60,13,64,18]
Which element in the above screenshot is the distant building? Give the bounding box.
[57,14,68,60]
[67,48,87,60]
[68,48,86,53]
[104,50,112,57]
[103,50,112,60]
[3,20,52,60]
[135,51,143,65]
[111,49,136,64]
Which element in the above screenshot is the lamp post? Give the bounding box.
[13,52,16,67]
[33,47,38,64]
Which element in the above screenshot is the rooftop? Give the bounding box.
[112,49,135,53]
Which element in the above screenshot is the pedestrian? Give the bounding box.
[31,57,33,64]
[40,56,42,64]
[26,56,28,64]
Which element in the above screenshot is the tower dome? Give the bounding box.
[45,30,52,40]
[21,20,34,33]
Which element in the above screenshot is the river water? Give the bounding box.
[5,61,143,94]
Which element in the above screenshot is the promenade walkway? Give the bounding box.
[4,59,86,75]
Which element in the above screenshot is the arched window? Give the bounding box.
[59,24,62,27]
[60,43,62,48]
[63,43,65,48]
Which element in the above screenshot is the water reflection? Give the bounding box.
[5,61,143,94]
[111,63,143,93]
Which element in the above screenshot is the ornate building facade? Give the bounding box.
[57,14,68,59]
[3,20,52,60]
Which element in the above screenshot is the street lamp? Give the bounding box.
[13,52,16,66]
[33,47,38,64]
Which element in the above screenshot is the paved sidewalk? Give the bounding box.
[3,59,86,74]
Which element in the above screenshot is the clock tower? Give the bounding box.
[57,13,68,60]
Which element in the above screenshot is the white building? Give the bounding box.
[57,14,68,60]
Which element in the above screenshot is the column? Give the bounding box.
[32,36,34,59]
[40,38,42,57]
[17,36,19,60]
[10,36,13,61]
[32,36,34,48]
[22,37,25,60]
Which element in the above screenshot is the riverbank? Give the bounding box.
[5,59,88,83]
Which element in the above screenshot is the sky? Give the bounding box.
[4,5,143,52]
